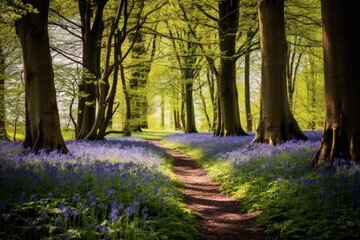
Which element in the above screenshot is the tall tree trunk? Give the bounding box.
[0,44,9,141]
[306,56,317,130]
[253,0,307,145]
[244,50,252,132]
[173,91,181,130]
[15,0,67,152]
[199,81,212,131]
[312,0,360,166]
[205,60,218,132]
[94,30,122,140]
[128,32,155,132]
[184,82,197,133]
[120,62,131,136]
[215,0,247,136]
[180,83,186,130]
[161,92,165,129]
[287,36,302,111]
[76,0,107,139]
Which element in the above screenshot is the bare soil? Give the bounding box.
[149,139,275,240]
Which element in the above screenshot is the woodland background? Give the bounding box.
[0,0,324,140]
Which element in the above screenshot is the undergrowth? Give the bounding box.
[163,132,360,240]
[0,138,198,239]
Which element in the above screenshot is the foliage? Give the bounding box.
[0,138,199,239]
[163,131,360,240]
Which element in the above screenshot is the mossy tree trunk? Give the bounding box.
[253,0,307,145]
[128,32,154,132]
[15,0,67,153]
[312,0,360,166]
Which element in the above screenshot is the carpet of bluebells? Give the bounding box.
[164,131,360,240]
[0,138,198,239]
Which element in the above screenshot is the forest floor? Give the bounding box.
[149,139,275,240]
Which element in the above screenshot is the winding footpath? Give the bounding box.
[149,139,274,240]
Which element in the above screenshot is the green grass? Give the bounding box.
[163,134,360,240]
[4,127,180,142]
[131,129,182,140]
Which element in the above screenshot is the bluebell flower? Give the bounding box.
[59,203,70,218]
[96,224,108,234]
[125,205,135,217]
[109,208,119,222]
[73,193,81,202]
[30,194,38,201]
[71,210,78,217]
[105,188,115,198]
[277,178,285,183]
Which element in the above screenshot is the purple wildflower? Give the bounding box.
[109,208,119,222]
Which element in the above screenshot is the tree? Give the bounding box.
[76,0,108,139]
[312,0,360,165]
[15,0,68,152]
[128,31,156,132]
[215,0,247,136]
[1,1,29,141]
[0,42,9,141]
[244,47,252,132]
[252,0,307,145]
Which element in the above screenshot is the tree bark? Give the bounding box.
[76,0,107,139]
[161,92,165,129]
[312,0,360,165]
[244,50,252,132]
[15,0,67,152]
[128,32,154,132]
[0,44,9,141]
[253,0,307,145]
[173,90,181,130]
[287,36,302,111]
[305,56,317,130]
[120,63,131,136]
[215,0,247,136]
[198,81,212,131]
[184,82,198,133]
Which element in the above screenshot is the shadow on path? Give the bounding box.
[148,139,274,240]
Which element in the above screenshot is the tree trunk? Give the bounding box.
[253,0,307,145]
[244,50,252,132]
[93,31,121,140]
[205,60,218,132]
[161,92,165,129]
[199,81,212,131]
[120,63,131,136]
[215,0,247,136]
[184,82,198,133]
[312,0,360,166]
[128,32,154,132]
[0,44,9,141]
[173,91,181,130]
[76,0,107,139]
[15,0,67,152]
[287,36,302,111]
[180,83,186,130]
[306,56,317,130]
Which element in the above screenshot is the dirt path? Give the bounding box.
[149,139,274,240]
